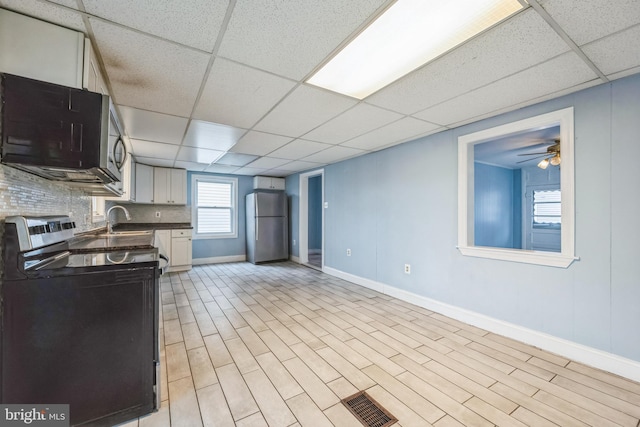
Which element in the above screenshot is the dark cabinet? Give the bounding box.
[1,73,102,169]
[1,266,157,426]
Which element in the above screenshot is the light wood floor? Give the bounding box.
[120,261,640,427]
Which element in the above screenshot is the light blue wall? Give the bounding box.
[285,73,640,363]
[474,162,519,249]
[308,175,323,250]
[187,172,254,259]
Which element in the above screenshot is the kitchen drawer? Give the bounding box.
[171,229,192,238]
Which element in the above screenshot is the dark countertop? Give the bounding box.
[69,232,156,252]
[113,222,193,231]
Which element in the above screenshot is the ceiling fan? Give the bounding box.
[517,139,561,169]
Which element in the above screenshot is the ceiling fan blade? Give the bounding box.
[517,152,549,156]
[517,154,551,164]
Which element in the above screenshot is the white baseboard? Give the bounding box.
[323,266,640,383]
[290,255,301,263]
[192,255,246,265]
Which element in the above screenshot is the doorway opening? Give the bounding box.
[299,169,324,271]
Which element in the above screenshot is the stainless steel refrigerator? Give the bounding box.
[246,191,289,264]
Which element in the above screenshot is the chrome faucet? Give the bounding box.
[106,205,131,233]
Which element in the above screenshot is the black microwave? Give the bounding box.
[0,73,126,195]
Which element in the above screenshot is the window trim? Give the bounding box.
[191,175,238,239]
[457,107,577,268]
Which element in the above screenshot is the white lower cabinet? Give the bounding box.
[170,229,192,271]
[155,229,192,273]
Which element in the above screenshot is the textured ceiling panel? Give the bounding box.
[91,19,209,116]
[254,84,357,137]
[366,9,569,115]
[414,52,598,127]
[540,0,640,46]
[183,120,245,151]
[245,157,292,170]
[267,139,331,160]
[119,106,188,144]
[217,0,390,80]
[341,117,443,151]
[130,139,179,159]
[302,146,366,164]
[176,146,225,164]
[303,103,404,144]
[174,160,207,171]
[230,131,293,156]
[0,0,85,31]
[134,156,174,168]
[82,0,227,52]
[582,26,640,76]
[276,160,326,172]
[205,164,240,174]
[193,58,296,129]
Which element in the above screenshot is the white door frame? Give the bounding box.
[299,169,324,269]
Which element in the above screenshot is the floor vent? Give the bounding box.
[341,391,397,427]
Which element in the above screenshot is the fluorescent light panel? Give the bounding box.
[307,0,524,99]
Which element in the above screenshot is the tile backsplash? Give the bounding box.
[0,164,100,230]
[0,164,103,285]
[106,201,191,224]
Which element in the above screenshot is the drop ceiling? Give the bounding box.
[1,0,639,177]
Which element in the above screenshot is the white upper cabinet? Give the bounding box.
[82,39,109,95]
[153,167,186,205]
[135,163,154,204]
[254,176,285,190]
[0,9,84,88]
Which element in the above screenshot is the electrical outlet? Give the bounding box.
[404,264,411,274]
[293,240,296,246]
[155,211,161,218]
[346,248,351,256]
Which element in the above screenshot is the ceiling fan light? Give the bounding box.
[538,158,550,169]
[550,154,561,166]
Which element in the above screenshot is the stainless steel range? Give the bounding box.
[1,215,162,426]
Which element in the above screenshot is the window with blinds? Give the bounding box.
[193,176,238,238]
[533,189,561,227]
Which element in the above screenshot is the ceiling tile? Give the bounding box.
[254,84,357,137]
[302,146,366,164]
[82,0,227,52]
[367,9,569,115]
[0,0,86,31]
[245,157,291,170]
[540,0,640,46]
[217,0,389,79]
[176,146,225,164]
[233,167,270,176]
[193,58,296,129]
[214,153,259,167]
[582,26,640,77]
[267,140,331,160]
[303,103,404,144]
[230,131,293,156]
[134,156,174,168]
[90,19,209,116]
[119,106,188,144]
[183,120,246,151]
[205,164,241,174]
[174,160,207,171]
[130,139,179,159]
[414,52,598,127]
[276,160,326,172]
[261,169,290,177]
[341,118,443,151]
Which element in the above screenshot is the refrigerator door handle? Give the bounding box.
[255,219,259,241]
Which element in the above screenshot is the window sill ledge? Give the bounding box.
[457,245,578,268]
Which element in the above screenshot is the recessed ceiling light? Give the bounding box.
[307,0,524,99]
